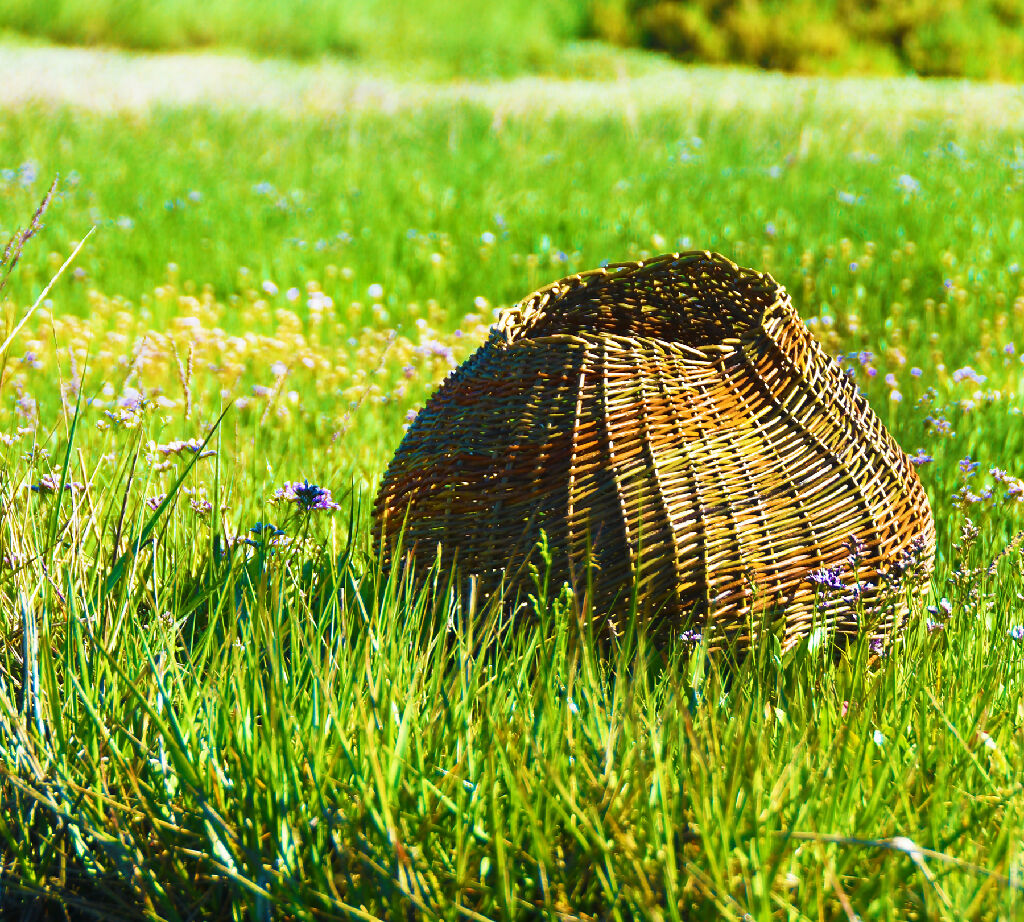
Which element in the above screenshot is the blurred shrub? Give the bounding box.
[0,0,591,75]
[1,0,1021,79]
[588,0,1024,79]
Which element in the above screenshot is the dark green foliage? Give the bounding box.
[590,0,1024,79]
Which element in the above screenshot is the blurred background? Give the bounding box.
[1,0,1022,80]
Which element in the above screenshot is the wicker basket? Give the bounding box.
[373,251,935,649]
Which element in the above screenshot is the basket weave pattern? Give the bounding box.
[373,252,935,648]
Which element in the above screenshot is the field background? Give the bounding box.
[2,4,1024,920]
[2,0,1024,79]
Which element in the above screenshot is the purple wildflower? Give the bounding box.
[952,366,986,384]
[272,479,341,512]
[31,473,85,495]
[845,535,867,567]
[151,438,215,459]
[190,495,213,516]
[951,487,981,509]
[909,448,933,465]
[959,457,980,477]
[1008,625,1024,642]
[679,629,703,645]
[808,565,845,593]
[924,415,953,436]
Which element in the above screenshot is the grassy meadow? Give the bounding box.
[1,39,1024,921]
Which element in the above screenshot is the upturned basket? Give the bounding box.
[373,251,935,650]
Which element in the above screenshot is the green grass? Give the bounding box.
[2,50,1024,919]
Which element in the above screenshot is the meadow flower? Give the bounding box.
[251,521,285,538]
[952,487,982,509]
[873,729,886,746]
[15,395,38,420]
[808,565,845,592]
[17,160,38,186]
[959,457,980,477]
[845,535,866,567]
[924,414,954,436]
[272,479,341,512]
[31,473,85,495]
[102,403,146,430]
[188,493,213,516]
[896,174,920,195]
[1008,625,1024,641]
[145,493,168,511]
[678,629,702,645]
[952,366,985,384]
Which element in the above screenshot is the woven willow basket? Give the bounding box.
[374,251,935,649]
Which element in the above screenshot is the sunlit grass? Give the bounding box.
[1,60,1024,918]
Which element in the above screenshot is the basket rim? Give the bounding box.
[495,249,788,343]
